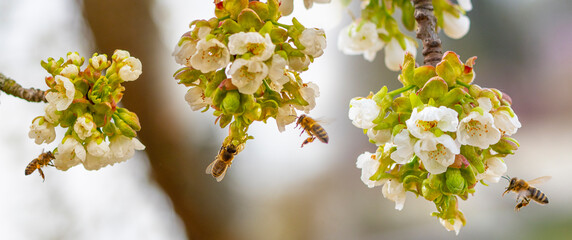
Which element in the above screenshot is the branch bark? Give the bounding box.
[413,0,443,67]
[0,73,47,102]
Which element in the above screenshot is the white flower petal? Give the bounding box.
[229,59,268,94]
[356,152,385,188]
[382,179,406,211]
[191,38,230,73]
[384,38,417,71]
[457,111,501,149]
[348,98,380,129]
[442,11,470,39]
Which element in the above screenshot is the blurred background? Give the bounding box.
[1,0,571,239]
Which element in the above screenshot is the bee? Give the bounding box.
[206,143,243,182]
[502,175,550,211]
[25,151,55,181]
[295,114,329,148]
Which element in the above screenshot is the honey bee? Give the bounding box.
[25,151,55,181]
[295,114,329,147]
[206,143,243,182]
[502,175,550,211]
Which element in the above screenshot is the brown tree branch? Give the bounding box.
[413,0,443,67]
[0,73,47,103]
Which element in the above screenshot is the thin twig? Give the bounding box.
[413,0,443,67]
[0,73,47,103]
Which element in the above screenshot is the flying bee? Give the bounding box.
[502,175,550,211]
[206,143,243,182]
[295,114,329,148]
[25,151,55,181]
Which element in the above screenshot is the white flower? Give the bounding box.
[185,87,211,111]
[303,0,331,9]
[119,57,142,81]
[493,109,521,135]
[382,179,406,211]
[337,20,385,62]
[275,105,297,132]
[348,98,380,129]
[406,106,459,139]
[90,54,108,69]
[384,37,417,71]
[67,52,82,63]
[457,111,501,149]
[390,129,415,164]
[45,75,75,111]
[442,11,470,39]
[44,103,61,124]
[294,82,319,113]
[476,157,507,183]
[54,137,86,171]
[113,49,130,61]
[229,59,268,94]
[109,135,146,163]
[268,54,291,92]
[356,151,384,188]
[228,32,275,61]
[279,0,294,15]
[173,40,197,67]
[28,117,56,145]
[414,135,460,174]
[191,38,230,73]
[288,54,311,72]
[74,116,95,140]
[440,216,463,235]
[196,26,212,39]
[367,128,391,146]
[458,0,472,11]
[299,28,327,58]
[60,64,79,78]
[83,139,113,170]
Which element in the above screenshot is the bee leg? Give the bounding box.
[301,137,315,148]
[38,168,45,182]
[515,198,530,212]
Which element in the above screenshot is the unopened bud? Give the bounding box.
[490,136,519,155]
[117,108,141,131]
[445,169,466,195]
[222,90,241,114]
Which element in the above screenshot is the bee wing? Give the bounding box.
[528,176,551,186]
[215,169,227,182]
[205,159,218,175]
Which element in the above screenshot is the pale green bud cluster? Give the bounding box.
[29,50,145,171]
[173,0,326,149]
[351,51,521,234]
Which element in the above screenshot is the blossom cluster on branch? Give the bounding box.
[28,51,145,171]
[338,0,471,70]
[349,51,521,234]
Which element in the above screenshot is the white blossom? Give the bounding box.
[384,37,417,71]
[83,139,113,170]
[60,64,79,78]
[113,50,130,61]
[367,128,392,146]
[73,116,95,140]
[288,54,311,72]
[299,28,327,58]
[90,54,108,69]
[279,0,294,15]
[414,135,460,174]
[185,87,211,111]
[228,32,275,61]
[476,157,507,183]
[440,216,463,235]
[458,0,472,11]
[109,135,146,163]
[229,59,268,94]
[382,179,406,211]
[67,52,82,63]
[191,38,230,73]
[406,106,459,139]
[119,57,143,81]
[294,82,319,113]
[457,111,501,149]
[54,137,86,171]
[45,75,75,111]
[493,109,521,136]
[268,54,291,92]
[356,151,384,188]
[275,104,297,132]
[390,129,416,164]
[303,0,331,9]
[337,20,385,62]
[442,11,470,39]
[348,98,380,129]
[173,40,197,67]
[44,103,61,124]
[28,117,56,145]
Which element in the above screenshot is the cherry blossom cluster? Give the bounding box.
[338,0,472,70]
[173,0,326,149]
[28,51,145,171]
[349,51,521,234]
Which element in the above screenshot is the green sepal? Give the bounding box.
[92,103,112,127]
[372,86,388,104]
[490,136,519,155]
[223,0,249,20]
[222,90,241,115]
[266,0,281,21]
[460,165,477,187]
[401,0,416,31]
[460,145,485,173]
[205,70,226,97]
[392,96,412,113]
[413,65,437,88]
[113,114,137,138]
[88,76,111,104]
[399,52,415,86]
[249,1,269,21]
[418,76,448,101]
[219,114,233,128]
[102,121,118,136]
[435,51,464,86]
[237,9,264,31]
[409,92,423,109]
[445,168,466,195]
[220,19,243,34]
[422,179,442,201]
[270,28,288,43]
[116,107,141,131]
[437,87,466,107]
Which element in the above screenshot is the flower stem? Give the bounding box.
[413,0,443,67]
[0,73,47,102]
[271,20,290,29]
[455,80,471,89]
[388,85,415,97]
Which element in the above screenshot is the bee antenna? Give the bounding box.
[501,175,511,181]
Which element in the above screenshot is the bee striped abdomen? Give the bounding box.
[530,187,549,204]
[25,160,39,175]
[311,124,329,143]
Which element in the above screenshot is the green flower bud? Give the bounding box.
[460,165,477,188]
[459,56,477,84]
[413,65,437,88]
[445,168,466,195]
[409,91,423,109]
[117,107,141,131]
[270,28,288,43]
[418,76,448,101]
[220,19,243,34]
[237,8,264,31]
[223,0,249,20]
[89,76,111,104]
[399,52,415,86]
[460,145,485,173]
[205,70,227,97]
[92,102,112,127]
[222,91,241,115]
[244,102,262,121]
[212,88,226,108]
[468,84,482,97]
[422,179,442,201]
[219,114,233,128]
[102,121,118,136]
[478,89,500,108]
[391,96,412,113]
[438,88,467,107]
[490,136,519,155]
[113,114,136,138]
[435,51,463,86]
[41,57,65,75]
